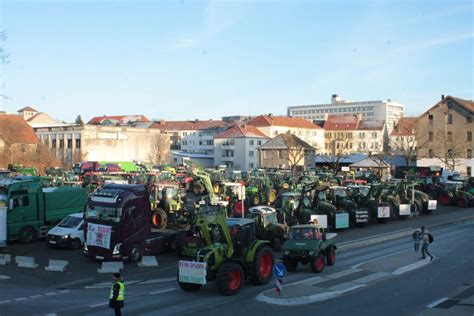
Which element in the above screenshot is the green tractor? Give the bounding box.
[327,186,369,226]
[245,176,278,206]
[247,206,288,251]
[438,181,474,207]
[150,183,189,229]
[177,201,274,296]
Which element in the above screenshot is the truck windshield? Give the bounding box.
[86,205,122,223]
[58,216,82,228]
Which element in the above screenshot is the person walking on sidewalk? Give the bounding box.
[420,226,434,261]
[109,273,125,316]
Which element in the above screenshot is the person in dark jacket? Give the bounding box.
[109,273,125,316]
[420,226,434,261]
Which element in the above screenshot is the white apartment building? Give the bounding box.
[288,94,404,133]
[214,124,269,170]
[246,115,324,151]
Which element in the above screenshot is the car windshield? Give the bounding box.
[58,216,82,228]
[289,227,318,240]
[85,205,122,223]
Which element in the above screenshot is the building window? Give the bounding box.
[75,139,81,149]
[428,132,433,141]
[468,132,472,141]
[44,139,49,147]
[52,139,57,148]
[447,114,453,124]
[428,115,433,124]
[428,149,433,158]
[273,131,278,136]
[359,132,365,139]
[249,163,254,169]
[182,140,187,145]
[67,139,72,149]
[249,151,254,157]
[467,149,472,159]
[257,140,262,145]
[467,116,472,123]
[249,140,254,146]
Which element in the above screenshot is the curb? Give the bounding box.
[256,284,365,306]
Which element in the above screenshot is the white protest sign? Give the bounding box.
[311,215,328,229]
[86,223,112,249]
[428,200,437,210]
[399,204,411,216]
[179,261,207,285]
[377,206,390,218]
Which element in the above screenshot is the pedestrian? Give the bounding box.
[109,272,125,316]
[412,228,422,253]
[420,226,434,261]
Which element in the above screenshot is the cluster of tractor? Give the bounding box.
[1,163,470,297]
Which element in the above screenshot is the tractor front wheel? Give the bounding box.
[251,245,274,285]
[151,209,168,229]
[216,262,244,296]
[310,253,325,273]
[326,246,336,266]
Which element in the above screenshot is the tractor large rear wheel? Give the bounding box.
[438,192,451,205]
[216,262,244,296]
[151,209,167,229]
[266,188,277,204]
[251,245,274,285]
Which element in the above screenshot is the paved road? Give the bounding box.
[1,216,472,315]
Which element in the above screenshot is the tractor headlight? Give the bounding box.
[63,234,70,239]
[113,243,122,255]
[309,250,315,255]
[284,250,289,255]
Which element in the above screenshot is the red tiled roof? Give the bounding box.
[17,106,38,112]
[150,120,230,131]
[391,117,417,136]
[323,114,360,130]
[247,115,321,129]
[421,95,474,116]
[0,114,39,144]
[88,115,149,125]
[215,124,269,139]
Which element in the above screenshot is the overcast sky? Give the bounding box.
[1,0,472,122]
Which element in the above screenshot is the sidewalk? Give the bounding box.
[257,250,431,306]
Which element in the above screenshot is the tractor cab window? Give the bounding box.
[333,188,347,198]
[359,187,370,197]
[263,213,278,226]
[290,227,319,240]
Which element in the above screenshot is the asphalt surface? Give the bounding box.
[0,205,473,315]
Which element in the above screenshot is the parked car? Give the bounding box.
[47,213,85,249]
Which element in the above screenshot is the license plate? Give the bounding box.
[96,256,104,260]
[49,240,57,244]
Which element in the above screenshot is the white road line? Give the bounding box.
[89,301,109,308]
[138,277,176,285]
[149,287,177,295]
[427,297,449,308]
[29,295,43,299]
[0,300,11,305]
[58,290,70,293]
[44,292,57,296]
[14,297,27,302]
[325,268,363,280]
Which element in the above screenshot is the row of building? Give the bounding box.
[1,94,473,175]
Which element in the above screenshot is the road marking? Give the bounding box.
[338,228,414,246]
[0,275,10,280]
[58,290,70,293]
[85,282,110,289]
[149,287,177,295]
[54,277,95,288]
[427,297,448,308]
[325,268,363,279]
[89,301,109,308]
[138,277,176,285]
[30,295,43,299]
[0,300,11,305]
[44,292,57,296]
[14,297,27,302]
[352,272,389,284]
[352,249,409,269]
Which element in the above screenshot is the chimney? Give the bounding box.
[331,94,341,103]
[268,113,272,117]
[441,94,445,100]
[159,119,165,125]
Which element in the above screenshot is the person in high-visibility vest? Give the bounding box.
[109,273,125,316]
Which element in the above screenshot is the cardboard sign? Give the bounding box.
[335,213,349,229]
[399,204,411,216]
[0,207,6,247]
[86,223,112,249]
[341,166,350,172]
[179,260,207,285]
[310,215,328,229]
[377,206,390,218]
[428,200,437,210]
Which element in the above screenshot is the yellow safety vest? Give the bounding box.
[109,281,125,301]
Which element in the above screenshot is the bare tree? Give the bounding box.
[323,138,351,173]
[0,30,10,100]
[148,134,170,165]
[432,130,466,171]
